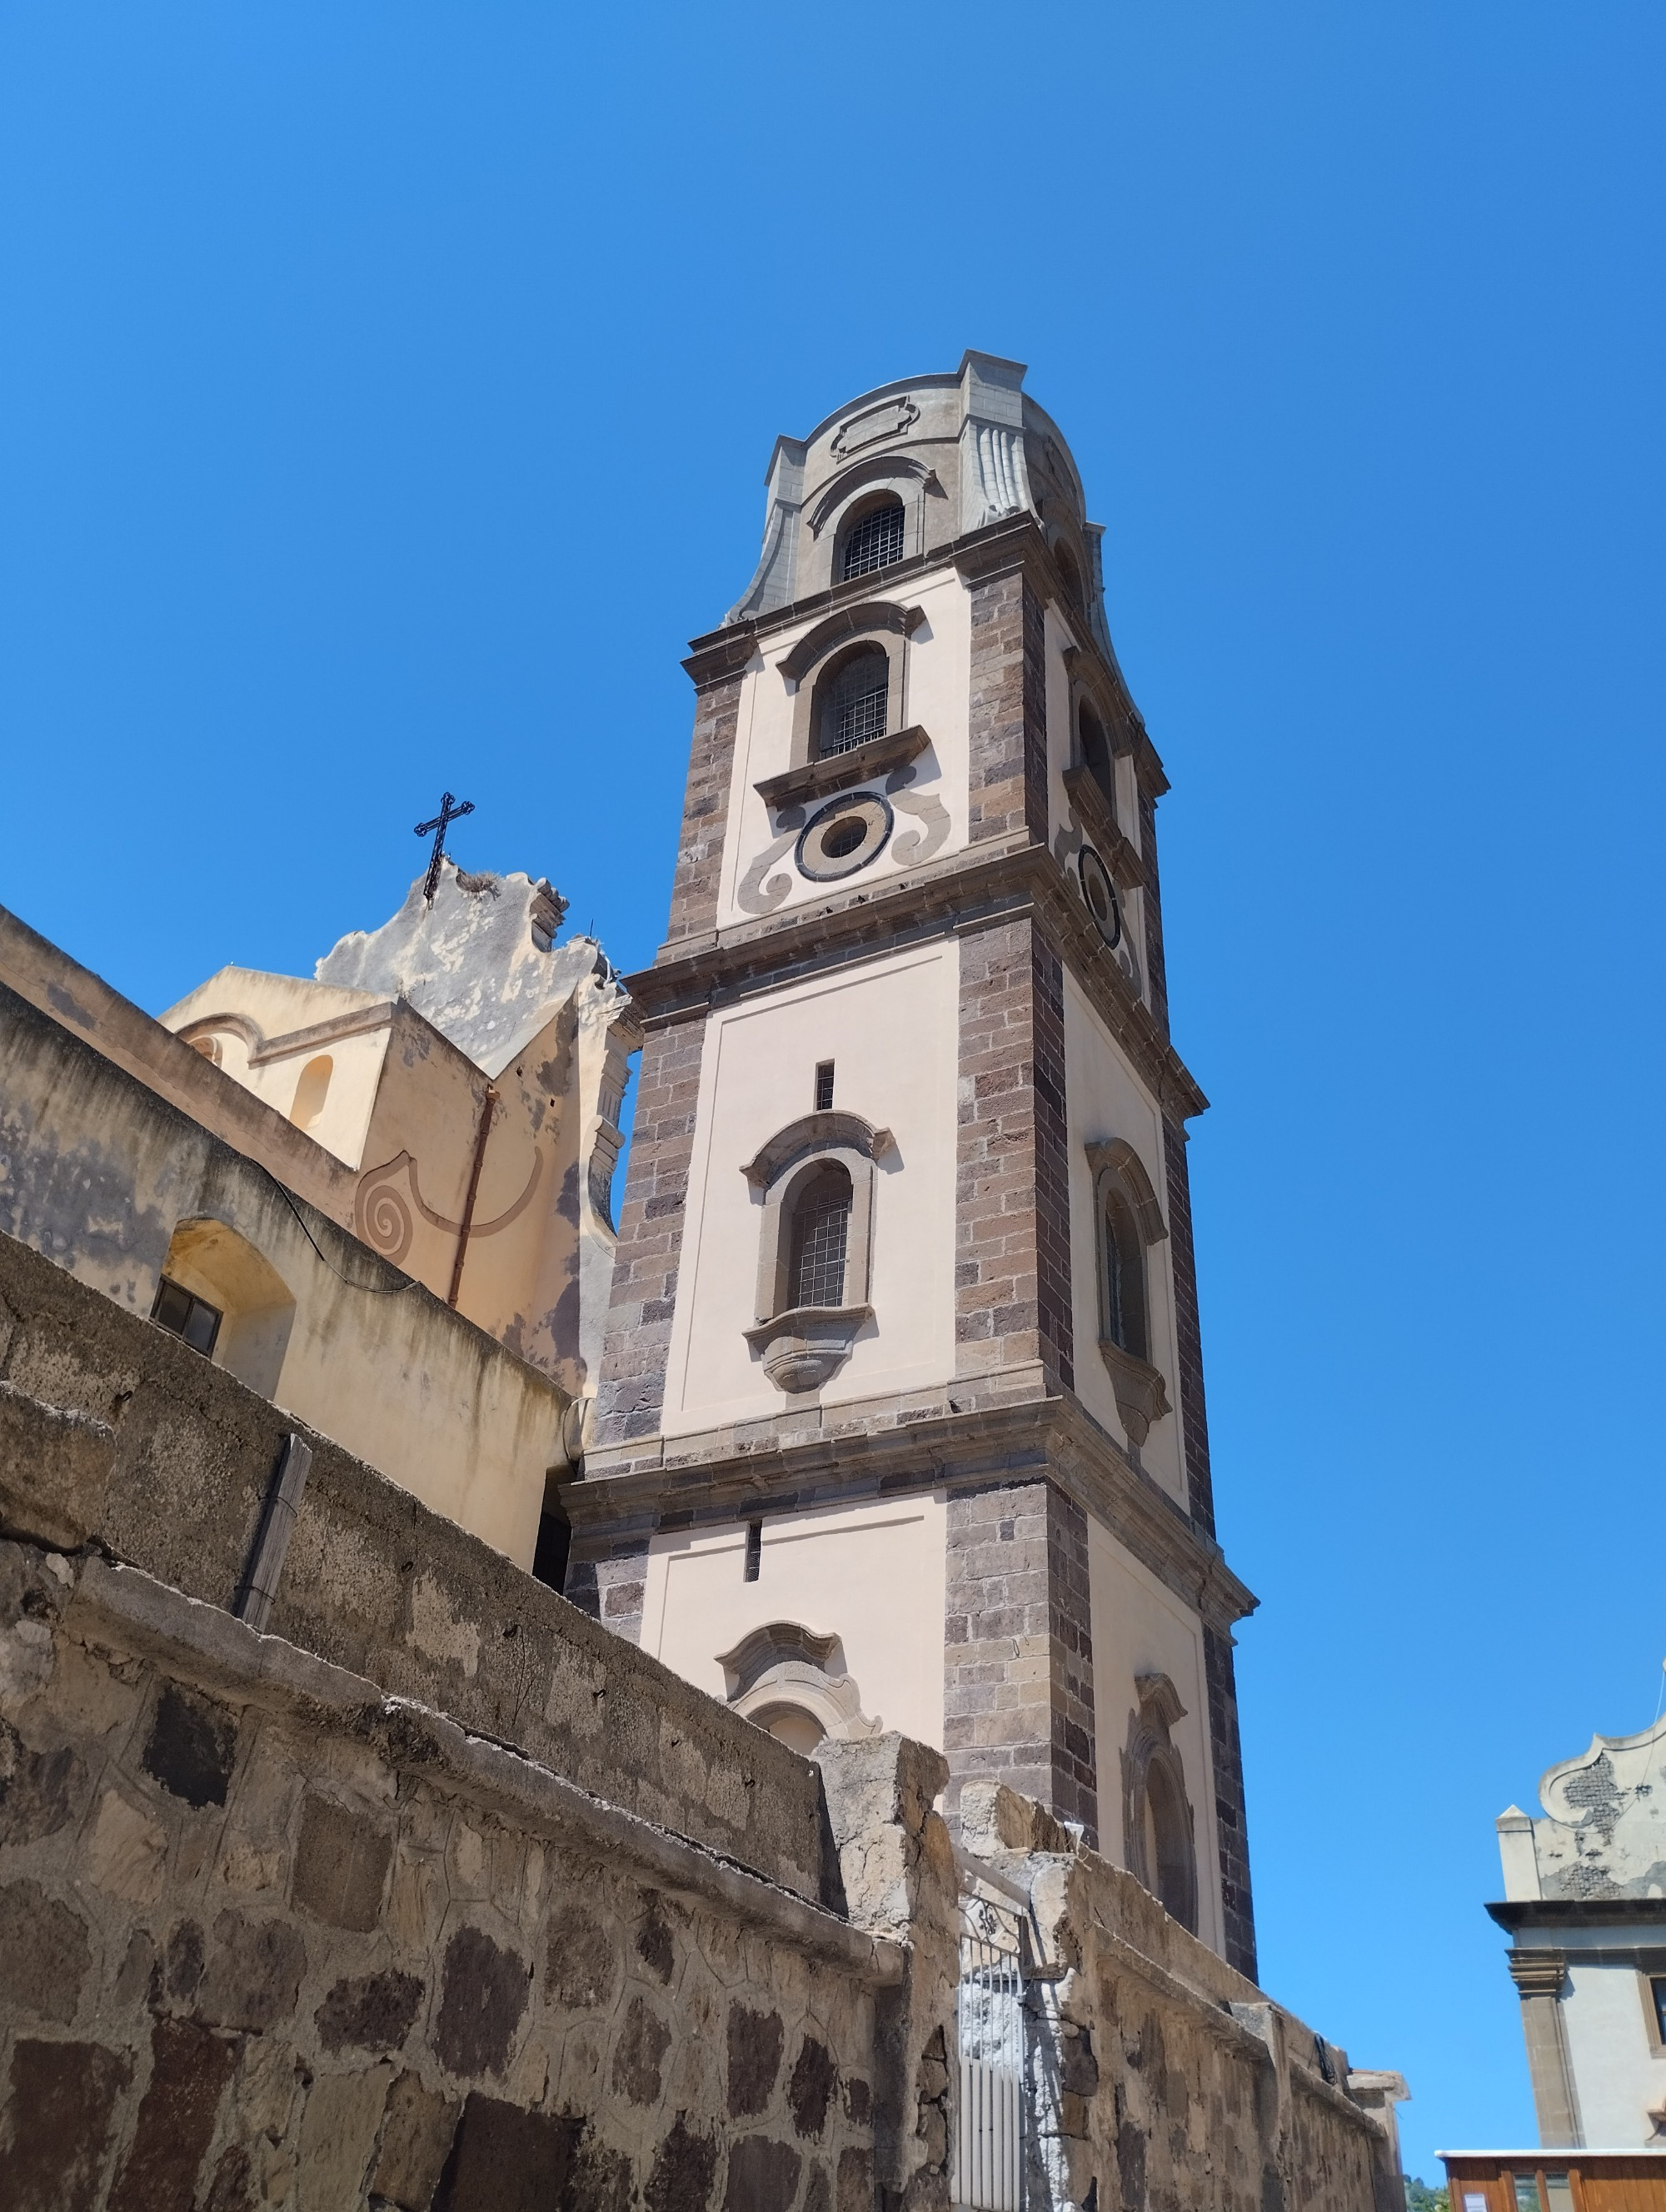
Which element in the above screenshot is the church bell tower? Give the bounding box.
[569,353,1258,1975]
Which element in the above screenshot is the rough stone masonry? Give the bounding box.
[0,1227,1396,2210]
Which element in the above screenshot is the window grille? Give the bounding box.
[841,500,905,580]
[821,650,890,758]
[789,1168,850,1308]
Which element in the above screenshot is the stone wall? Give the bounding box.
[957,1786,1399,2212]
[0,1228,825,1903]
[0,1222,1395,2210]
[591,1011,706,1452]
[943,1480,1097,1846]
[0,1538,935,2212]
[955,917,1075,1398]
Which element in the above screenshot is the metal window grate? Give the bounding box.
[819,647,890,759]
[789,1170,850,1308]
[831,681,887,754]
[841,501,905,580]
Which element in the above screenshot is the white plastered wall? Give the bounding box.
[1062,970,1186,1505]
[661,940,959,1433]
[716,569,972,932]
[641,1492,948,1751]
[1561,1955,1665,2145]
[1087,1514,1225,1957]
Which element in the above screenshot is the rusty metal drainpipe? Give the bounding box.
[448,1081,497,1309]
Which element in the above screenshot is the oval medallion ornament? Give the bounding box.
[1080,844,1123,949]
[796,791,893,883]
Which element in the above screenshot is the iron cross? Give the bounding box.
[414,792,475,904]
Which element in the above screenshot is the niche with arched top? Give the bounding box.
[152,1218,297,1399]
[289,1054,334,1135]
[1121,1672,1200,1934]
[1078,700,1116,823]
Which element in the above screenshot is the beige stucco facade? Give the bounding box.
[641,1490,949,1753]
[0,863,641,1572]
[660,941,959,1437]
[160,865,640,1402]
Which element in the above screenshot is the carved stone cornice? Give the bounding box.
[564,1386,1256,1634]
[755,726,930,814]
[1507,1950,1569,2000]
[776,600,928,681]
[681,630,760,689]
[629,841,1207,1123]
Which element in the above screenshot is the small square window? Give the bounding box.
[1513,2178,1542,2212]
[152,1276,222,1358]
[815,1061,835,1112]
[1544,2179,1573,2212]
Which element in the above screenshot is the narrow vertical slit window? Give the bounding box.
[744,1519,763,1582]
[815,1061,835,1112]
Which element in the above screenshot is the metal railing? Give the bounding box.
[953,1879,1028,2212]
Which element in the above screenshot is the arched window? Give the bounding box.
[716,1622,884,1746]
[1087,1139,1170,1447]
[815,645,890,759]
[1078,700,1116,820]
[1101,1187,1148,1363]
[761,1707,826,1756]
[1055,541,1085,614]
[743,1113,888,1394]
[1142,1758,1195,1926]
[1123,1674,1199,1934]
[788,1163,852,1309]
[840,496,905,581]
[289,1054,333,1133]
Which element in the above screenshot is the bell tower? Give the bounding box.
[569,353,1259,1975]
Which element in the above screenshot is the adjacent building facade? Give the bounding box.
[0,864,638,1569]
[1493,1710,1666,2146]
[569,353,1259,1975]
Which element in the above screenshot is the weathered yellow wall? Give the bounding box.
[0,979,569,1567]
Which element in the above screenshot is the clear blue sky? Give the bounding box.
[3,2,1661,2172]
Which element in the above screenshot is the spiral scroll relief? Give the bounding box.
[354,1154,417,1265]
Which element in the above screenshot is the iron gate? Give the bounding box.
[952,1879,1027,2211]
